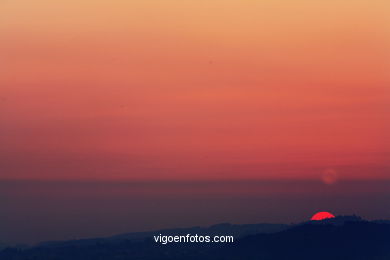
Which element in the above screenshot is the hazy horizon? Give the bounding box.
[1,179,389,245]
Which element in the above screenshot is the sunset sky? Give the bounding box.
[1,0,390,244]
[2,0,389,182]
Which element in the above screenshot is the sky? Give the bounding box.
[0,0,389,244]
[1,0,389,181]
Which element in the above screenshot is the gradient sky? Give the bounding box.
[1,0,390,181]
[1,0,390,244]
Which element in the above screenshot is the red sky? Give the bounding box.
[1,0,389,181]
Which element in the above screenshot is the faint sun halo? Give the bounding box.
[321,168,339,185]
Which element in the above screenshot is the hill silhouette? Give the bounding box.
[36,222,288,248]
[1,216,389,260]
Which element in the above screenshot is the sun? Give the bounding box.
[311,211,335,221]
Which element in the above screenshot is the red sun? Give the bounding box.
[311,211,335,221]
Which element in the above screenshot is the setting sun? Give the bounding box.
[311,212,336,221]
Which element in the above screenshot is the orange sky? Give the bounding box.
[1,0,389,181]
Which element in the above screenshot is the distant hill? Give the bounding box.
[222,221,390,260]
[1,216,389,260]
[305,214,364,225]
[37,222,289,247]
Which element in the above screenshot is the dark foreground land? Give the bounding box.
[1,217,390,260]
